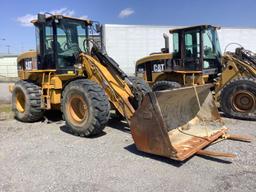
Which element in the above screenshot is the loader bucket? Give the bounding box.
[130,84,227,161]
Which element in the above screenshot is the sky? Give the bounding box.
[0,0,256,54]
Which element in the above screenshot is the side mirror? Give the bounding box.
[38,14,46,23]
[95,24,102,33]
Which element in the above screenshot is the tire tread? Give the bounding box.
[12,80,44,122]
[61,79,110,136]
[220,77,256,120]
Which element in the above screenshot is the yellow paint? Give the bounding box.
[67,71,74,74]
[50,89,61,104]
[8,84,14,93]
[136,53,171,65]
[81,53,135,119]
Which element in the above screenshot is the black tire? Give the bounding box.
[61,79,110,136]
[152,80,181,91]
[128,76,152,95]
[12,80,44,122]
[128,76,152,109]
[220,77,256,120]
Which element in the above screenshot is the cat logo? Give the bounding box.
[153,64,165,72]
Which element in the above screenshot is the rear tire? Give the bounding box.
[152,81,181,91]
[129,76,152,94]
[220,77,256,120]
[12,80,44,122]
[61,79,110,136]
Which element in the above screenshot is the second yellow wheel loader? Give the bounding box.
[10,15,251,162]
[136,25,256,120]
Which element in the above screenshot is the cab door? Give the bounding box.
[183,29,202,71]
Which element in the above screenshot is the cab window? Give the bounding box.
[184,30,200,58]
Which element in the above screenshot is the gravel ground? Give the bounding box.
[0,116,255,192]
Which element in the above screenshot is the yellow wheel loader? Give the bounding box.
[136,25,256,120]
[10,15,251,161]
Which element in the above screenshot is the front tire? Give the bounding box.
[128,76,152,95]
[61,79,110,136]
[12,80,44,122]
[220,77,256,120]
[152,81,181,91]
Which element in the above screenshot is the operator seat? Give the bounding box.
[51,41,63,53]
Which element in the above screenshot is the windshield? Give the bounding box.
[202,28,222,70]
[56,19,87,54]
[203,28,222,59]
[55,19,88,69]
[88,22,102,51]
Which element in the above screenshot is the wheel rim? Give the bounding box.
[16,90,25,113]
[67,95,89,125]
[232,90,255,113]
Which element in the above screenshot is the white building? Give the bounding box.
[0,54,18,79]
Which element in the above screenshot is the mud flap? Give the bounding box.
[130,84,228,161]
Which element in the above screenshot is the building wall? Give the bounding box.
[103,24,256,75]
[0,56,18,78]
[218,28,256,52]
[103,24,172,75]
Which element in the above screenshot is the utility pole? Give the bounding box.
[6,45,10,54]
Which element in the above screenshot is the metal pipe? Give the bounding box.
[163,33,169,52]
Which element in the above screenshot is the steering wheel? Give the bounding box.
[58,43,81,57]
[61,42,69,50]
[204,46,212,55]
[45,39,53,50]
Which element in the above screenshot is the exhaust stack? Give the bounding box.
[161,33,170,53]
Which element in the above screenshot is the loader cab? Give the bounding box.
[170,25,222,75]
[135,25,222,83]
[33,14,102,74]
